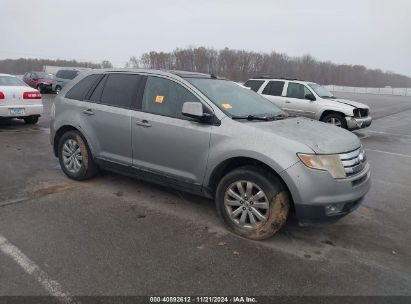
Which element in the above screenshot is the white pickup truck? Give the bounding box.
[244,78,372,130]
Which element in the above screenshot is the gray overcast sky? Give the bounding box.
[1,0,410,76]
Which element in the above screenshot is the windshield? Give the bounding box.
[0,76,28,86]
[34,72,54,79]
[186,78,286,118]
[308,83,335,98]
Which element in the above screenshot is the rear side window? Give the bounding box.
[142,76,200,119]
[99,74,143,108]
[65,74,100,101]
[262,81,285,96]
[243,80,264,92]
[286,82,312,99]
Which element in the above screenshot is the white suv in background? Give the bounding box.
[244,78,372,130]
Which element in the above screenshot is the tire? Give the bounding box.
[23,116,39,124]
[215,166,290,240]
[58,130,99,180]
[55,86,62,94]
[321,112,348,129]
[37,85,43,94]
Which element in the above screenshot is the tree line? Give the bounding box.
[126,47,411,88]
[0,58,113,75]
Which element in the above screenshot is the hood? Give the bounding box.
[332,98,369,109]
[248,117,361,154]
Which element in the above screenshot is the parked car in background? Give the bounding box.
[52,69,81,93]
[50,69,370,240]
[244,77,372,130]
[23,71,54,93]
[0,73,43,124]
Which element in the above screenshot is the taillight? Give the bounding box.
[0,92,4,100]
[23,91,41,100]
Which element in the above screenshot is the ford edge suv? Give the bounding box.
[50,69,371,240]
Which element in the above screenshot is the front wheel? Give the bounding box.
[58,130,98,180]
[215,166,289,240]
[55,86,62,94]
[321,113,348,129]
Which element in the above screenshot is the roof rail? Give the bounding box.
[252,76,299,81]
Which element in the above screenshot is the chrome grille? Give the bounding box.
[339,147,367,177]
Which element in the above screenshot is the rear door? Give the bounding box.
[80,73,144,166]
[131,75,212,188]
[260,80,286,108]
[284,82,316,118]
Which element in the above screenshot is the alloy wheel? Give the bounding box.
[326,117,342,127]
[62,138,83,173]
[224,180,269,229]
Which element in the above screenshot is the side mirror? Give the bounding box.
[305,93,316,101]
[182,102,213,122]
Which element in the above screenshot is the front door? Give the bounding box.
[283,82,316,118]
[131,76,212,187]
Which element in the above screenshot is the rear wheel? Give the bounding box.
[55,86,62,94]
[321,113,348,129]
[215,166,289,240]
[23,116,39,124]
[37,85,44,94]
[58,130,98,180]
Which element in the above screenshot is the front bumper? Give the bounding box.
[279,161,371,222]
[0,104,43,118]
[346,116,372,130]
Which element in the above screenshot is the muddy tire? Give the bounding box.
[321,112,348,129]
[58,130,98,181]
[215,166,289,240]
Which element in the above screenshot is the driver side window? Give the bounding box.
[142,76,201,119]
[286,82,312,99]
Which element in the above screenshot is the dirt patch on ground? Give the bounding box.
[31,184,74,199]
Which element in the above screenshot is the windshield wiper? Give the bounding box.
[232,115,270,121]
[232,114,288,121]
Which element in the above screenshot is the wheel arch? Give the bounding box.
[319,109,347,121]
[53,125,93,157]
[206,156,295,211]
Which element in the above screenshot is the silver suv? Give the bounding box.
[50,69,371,240]
[244,78,372,130]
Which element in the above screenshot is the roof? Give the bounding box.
[79,68,225,80]
[0,73,13,77]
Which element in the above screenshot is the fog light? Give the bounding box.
[325,203,345,216]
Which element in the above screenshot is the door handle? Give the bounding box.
[135,119,151,128]
[82,109,95,116]
[285,101,291,104]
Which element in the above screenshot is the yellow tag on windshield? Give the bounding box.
[155,95,164,103]
[222,103,232,109]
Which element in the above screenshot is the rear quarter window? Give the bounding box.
[243,80,264,92]
[65,74,101,101]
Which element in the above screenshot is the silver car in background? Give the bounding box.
[244,78,372,130]
[50,69,371,240]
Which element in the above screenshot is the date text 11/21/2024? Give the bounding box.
[149,296,257,303]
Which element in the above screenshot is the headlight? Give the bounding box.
[297,153,346,179]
